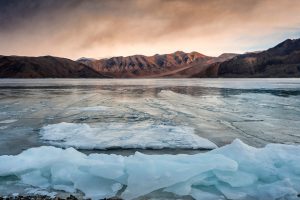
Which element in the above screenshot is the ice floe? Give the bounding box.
[39,122,217,150]
[0,139,299,199]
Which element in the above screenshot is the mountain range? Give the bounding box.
[1,38,300,78]
[0,56,107,78]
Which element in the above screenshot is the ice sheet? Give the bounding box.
[1,79,300,156]
[40,122,217,150]
[0,139,299,200]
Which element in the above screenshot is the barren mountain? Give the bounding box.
[79,51,237,78]
[1,38,299,78]
[193,39,300,78]
[0,56,107,78]
[160,53,238,78]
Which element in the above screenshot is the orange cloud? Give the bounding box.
[0,0,299,59]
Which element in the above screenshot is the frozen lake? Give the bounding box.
[1,78,300,199]
[0,78,300,155]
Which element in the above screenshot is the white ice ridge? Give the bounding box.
[40,122,217,150]
[0,119,18,124]
[0,139,300,200]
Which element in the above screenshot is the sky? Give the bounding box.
[0,0,300,60]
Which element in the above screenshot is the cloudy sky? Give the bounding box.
[0,0,300,59]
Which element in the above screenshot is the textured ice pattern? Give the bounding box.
[1,79,300,155]
[40,122,217,149]
[0,139,300,200]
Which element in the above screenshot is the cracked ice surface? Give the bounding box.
[0,139,300,200]
[0,79,300,155]
[40,122,217,149]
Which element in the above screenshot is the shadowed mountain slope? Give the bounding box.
[0,56,107,78]
[193,39,300,78]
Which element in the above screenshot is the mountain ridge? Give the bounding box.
[0,38,299,78]
[198,38,300,78]
[0,55,108,78]
[79,51,238,78]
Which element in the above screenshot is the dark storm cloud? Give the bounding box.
[0,0,299,59]
[0,0,79,29]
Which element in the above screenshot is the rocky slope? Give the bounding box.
[79,51,238,78]
[160,53,238,78]
[194,39,300,78]
[1,38,299,78]
[80,51,209,78]
[0,56,107,78]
